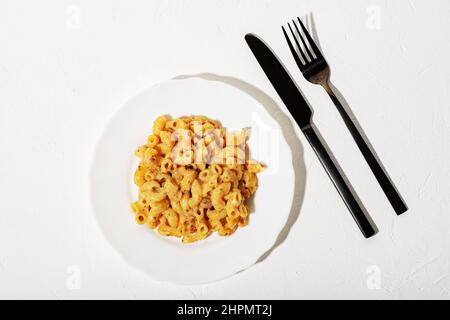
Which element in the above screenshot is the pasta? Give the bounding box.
[130,115,265,243]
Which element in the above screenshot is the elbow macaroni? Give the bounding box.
[131,115,265,243]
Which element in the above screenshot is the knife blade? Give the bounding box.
[245,34,312,130]
[245,33,376,238]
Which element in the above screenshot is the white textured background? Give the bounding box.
[1,0,449,299]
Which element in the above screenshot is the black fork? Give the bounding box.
[283,17,407,215]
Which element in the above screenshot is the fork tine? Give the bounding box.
[292,19,314,61]
[297,17,322,59]
[286,23,308,64]
[282,26,305,69]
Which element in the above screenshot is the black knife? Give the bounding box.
[245,33,376,238]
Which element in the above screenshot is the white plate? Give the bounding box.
[89,78,295,284]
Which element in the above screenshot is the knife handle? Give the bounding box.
[303,125,376,238]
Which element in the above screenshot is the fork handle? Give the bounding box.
[303,125,376,238]
[325,87,407,215]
